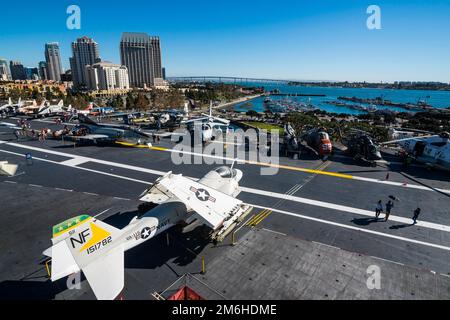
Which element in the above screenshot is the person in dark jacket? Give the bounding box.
[412,208,421,224]
[385,200,394,221]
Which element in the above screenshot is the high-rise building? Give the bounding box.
[85,61,129,91]
[150,37,163,80]
[120,32,163,88]
[25,67,40,80]
[45,42,63,81]
[38,61,48,80]
[162,67,166,80]
[0,58,11,81]
[70,36,101,90]
[10,61,27,80]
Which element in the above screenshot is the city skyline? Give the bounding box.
[1,0,450,82]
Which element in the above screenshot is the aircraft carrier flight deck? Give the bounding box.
[1,117,450,300]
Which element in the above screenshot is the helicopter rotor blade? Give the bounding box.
[380,135,437,145]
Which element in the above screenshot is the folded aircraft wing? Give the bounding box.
[82,245,124,300]
[157,173,243,230]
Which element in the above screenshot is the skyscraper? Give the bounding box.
[45,42,63,81]
[25,67,40,80]
[120,32,163,88]
[10,61,27,80]
[38,61,48,80]
[70,36,101,90]
[150,36,163,80]
[0,58,11,81]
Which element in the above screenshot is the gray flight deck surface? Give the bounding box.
[0,117,450,300]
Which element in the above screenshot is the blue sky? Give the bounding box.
[1,0,449,82]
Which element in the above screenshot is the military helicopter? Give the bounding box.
[183,102,231,143]
[282,123,333,160]
[381,131,450,171]
[342,129,383,166]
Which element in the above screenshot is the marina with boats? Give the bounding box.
[232,83,450,115]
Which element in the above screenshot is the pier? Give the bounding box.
[270,93,326,97]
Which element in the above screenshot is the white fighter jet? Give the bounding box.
[0,98,23,115]
[34,100,65,118]
[43,166,252,300]
[0,98,13,111]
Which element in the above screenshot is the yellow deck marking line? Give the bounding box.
[247,160,353,179]
[144,145,355,180]
[247,209,269,226]
[115,141,169,151]
[253,210,273,226]
[115,141,152,149]
[150,146,169,151]
[246,210,265,226]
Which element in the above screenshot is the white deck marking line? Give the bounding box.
[0,141,166,176]
[370,256,404,266]
[29,184,42,188]
[114,197,130,201]
[0,149,153,185]
[1,146,450,234]
[55,188,73,192]
[83,192,99,196]
[240,187,450,233]
[312,241,341,250]
[351,175,449,193]
[211,140,243,146]
[4,181,17,184]
[2,139,450,194]
[261,228,287,236]
[250,204,450,252]
[60,157,90,167]
[94,208,111,218]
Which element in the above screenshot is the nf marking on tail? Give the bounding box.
[69,222,112,254]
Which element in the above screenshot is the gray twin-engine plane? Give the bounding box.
[43,166,252,300]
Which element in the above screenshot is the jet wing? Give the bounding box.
[0,122,21,130]
[157,173,243,230]
[82,245,124,300]
[70,134,110,141]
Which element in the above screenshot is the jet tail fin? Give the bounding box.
[47,215,124,300]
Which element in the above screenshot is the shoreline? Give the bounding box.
[213,94,263,111]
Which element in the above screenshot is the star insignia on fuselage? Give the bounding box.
[141,227,152,239]
[195,189,210,201]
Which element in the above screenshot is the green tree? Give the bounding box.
[135,93,149,110]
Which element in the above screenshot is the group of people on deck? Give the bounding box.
[375,198,421,224]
